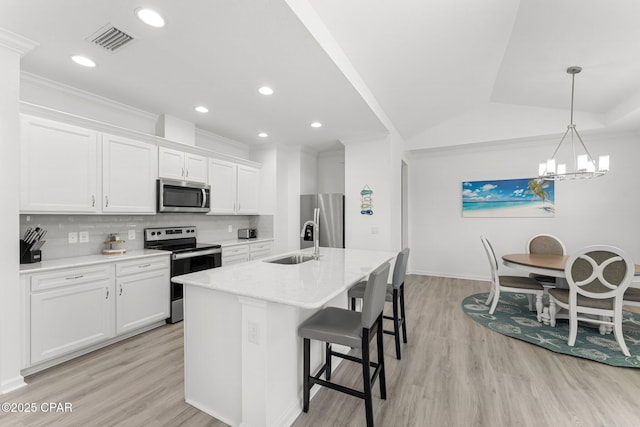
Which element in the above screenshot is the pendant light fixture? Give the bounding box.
[538,66,609,180]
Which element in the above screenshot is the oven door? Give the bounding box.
[158,179,210,213]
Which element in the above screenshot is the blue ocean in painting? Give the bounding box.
[462,178,555,216]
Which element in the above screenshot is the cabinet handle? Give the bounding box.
[182,167,185,177]
[106,287,109,299]
[91,195,95,207]
[65,275,84,280]
[119,284,123,296]
[138,264,151,268]
[105,195,109,207]
[185,168,189,177]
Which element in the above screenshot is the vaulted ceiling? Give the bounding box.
[2,0,639,152]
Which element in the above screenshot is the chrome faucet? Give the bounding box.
[300,208,320,260]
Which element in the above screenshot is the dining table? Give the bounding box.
[502,253,640,326]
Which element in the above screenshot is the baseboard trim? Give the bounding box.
[0,375,26,395]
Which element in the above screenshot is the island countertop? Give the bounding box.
[171,247,396,309]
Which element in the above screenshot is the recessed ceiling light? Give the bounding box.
[71,55,96,67]
[311,122,322,128]
[258,132,269,138]
[195,106,209,113]
[258,86,274,96]
[136,8,165,28]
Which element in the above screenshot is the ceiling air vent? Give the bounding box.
[87,24,135,52]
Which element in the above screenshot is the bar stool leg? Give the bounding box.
[303,338,310,412]
[400,283,408,344]
[361,329,374,427]
[377,315,387,400]
[392,289,401,360]
[325,343,332,381]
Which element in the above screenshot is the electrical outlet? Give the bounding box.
[228,225,233,233]
[128,230,136,240]
[68,232,78,244]
[79,231,89,243]
[248,321,260,344]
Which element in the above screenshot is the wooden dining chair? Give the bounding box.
[548,245,635,357]
[480,236,544,320]
[525,233,566,309]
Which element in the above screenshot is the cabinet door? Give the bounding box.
[209,159,237,214]
[249,242,273,261]
[158,147,185,180]
[103,134,157,213]
[21,115,100,213]
[236,165,260,214]
[222,245,250,265]
[184,153,207,183]
[116,268,170,335]
[31,280,115,364]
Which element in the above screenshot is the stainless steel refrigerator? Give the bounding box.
[300,193,344,249]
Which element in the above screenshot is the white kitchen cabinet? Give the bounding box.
[30,265,115,365]
[249,241,274,260]
[222,244,250,266]
[159,146,207,183]
[115,256,170,334]
[20,115,100,213]
[209,159,260,215]
[102,134,158,214]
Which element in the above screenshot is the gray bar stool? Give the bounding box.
[298,262,390,427]
[348,248,410,360]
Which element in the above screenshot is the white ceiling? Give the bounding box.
[2,0,640,152]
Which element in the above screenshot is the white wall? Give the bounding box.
[317,148,345,193]
[344,136,401,251]
[408,132,640,280]
[1,29,34,394]
[299,149,317,194]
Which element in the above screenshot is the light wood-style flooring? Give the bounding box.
[2,275,640,426]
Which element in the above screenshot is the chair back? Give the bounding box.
[391,248,410,290]
[361,262,391,329]
[480,236,500,285]
[565,245,634,301]
[527,234,566,255]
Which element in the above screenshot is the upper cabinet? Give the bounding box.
[158,147,207,184]
[102,134,157,214]
[21,115,100,213]
[209,159,260,215]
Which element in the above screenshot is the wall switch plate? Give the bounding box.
[128,230,136,240]
[79,231,89,243]
[228,225,233,233]
[248,321,260,344]
[68,232,78,244]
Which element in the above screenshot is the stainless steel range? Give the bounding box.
[144,226,221,323]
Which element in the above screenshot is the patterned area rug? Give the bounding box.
[462,293,640,368]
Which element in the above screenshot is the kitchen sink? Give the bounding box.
[265,254,315,265]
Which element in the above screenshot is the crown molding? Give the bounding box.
[195,127,248,151]
[0,28,38,55]
[20,71,157,122]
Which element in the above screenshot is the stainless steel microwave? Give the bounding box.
[157,179,210,213]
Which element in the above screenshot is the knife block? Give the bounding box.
[20,239,42,264]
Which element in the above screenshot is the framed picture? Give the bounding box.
[462,178,555,218]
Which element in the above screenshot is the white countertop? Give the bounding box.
[216,238,274,247]
[172,247,396,308]
[19,249,171,274]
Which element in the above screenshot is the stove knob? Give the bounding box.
[151,231,156,236]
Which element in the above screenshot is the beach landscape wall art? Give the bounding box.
[462,178,555,218]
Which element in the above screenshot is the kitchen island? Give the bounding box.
[171,247,396,427]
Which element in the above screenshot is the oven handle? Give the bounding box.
[172,248,222,260]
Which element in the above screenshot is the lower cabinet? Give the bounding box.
[115,259,170,334]
[30,266,115,365]
[25,254,170,370]
[222,241,274,265]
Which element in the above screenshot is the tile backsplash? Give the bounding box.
[20,214,273,261]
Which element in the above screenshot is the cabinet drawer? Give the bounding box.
[222,245,250,256]
[31,265,112,292]
[249,242,273,252]
[116,256,170,277]
[222,253,249,266]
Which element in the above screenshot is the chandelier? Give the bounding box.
[538,66,609,180]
